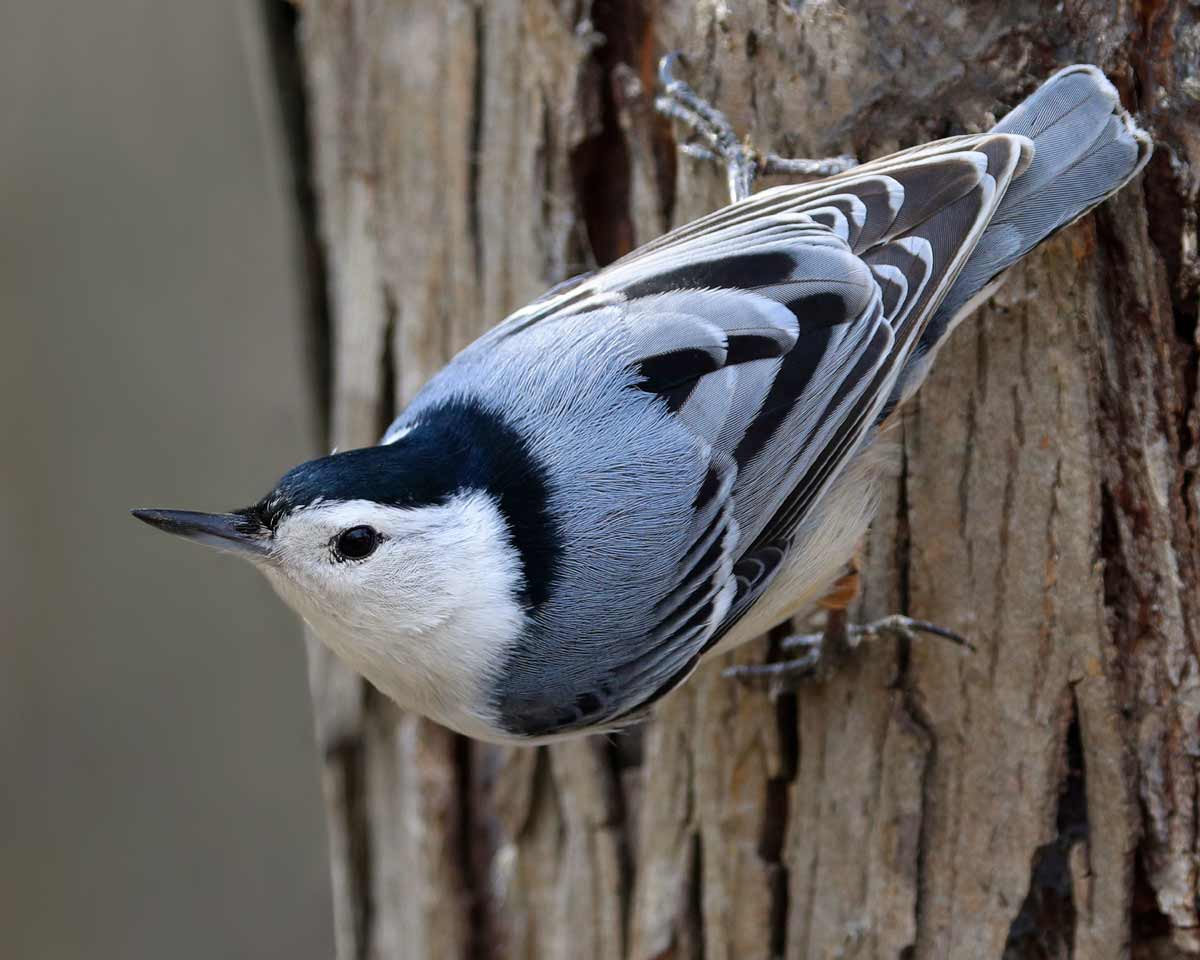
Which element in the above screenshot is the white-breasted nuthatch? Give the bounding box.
[134,63,1150,743]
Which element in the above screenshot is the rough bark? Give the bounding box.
[267,0,1200,956]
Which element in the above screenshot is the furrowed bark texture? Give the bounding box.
[273,0,1200,956]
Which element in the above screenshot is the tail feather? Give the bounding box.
[888,66,1151,408]
[954,66,1151,302]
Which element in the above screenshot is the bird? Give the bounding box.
[133,61,1151,744]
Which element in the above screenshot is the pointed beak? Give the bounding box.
[131,508,271,559]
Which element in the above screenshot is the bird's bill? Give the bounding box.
[131,508,271,559]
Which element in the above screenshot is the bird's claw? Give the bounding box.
[847,614,974,652]
[656,51,859,204]
[723,613,972,695]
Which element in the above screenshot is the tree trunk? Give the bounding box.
[268,1,1200,956]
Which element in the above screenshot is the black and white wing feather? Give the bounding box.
[466,132,1032,731]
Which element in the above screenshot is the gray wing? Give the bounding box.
[643,135,1033,718]
[431,133,1029,734]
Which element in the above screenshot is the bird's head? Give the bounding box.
[133,407,554,742]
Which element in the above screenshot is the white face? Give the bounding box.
[254,491,527,740]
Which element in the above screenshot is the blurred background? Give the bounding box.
[1,2,334,958]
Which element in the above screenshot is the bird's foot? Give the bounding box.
[655,52,858,204]
[722,613,973,695]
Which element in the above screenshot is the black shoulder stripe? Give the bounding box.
[725,333,789,365]
[784,290,850,328]
[732,321,838,468]
[657,381,700,413]
[620,250,797,298]
[636,348,723,396]
[639,334,791,412]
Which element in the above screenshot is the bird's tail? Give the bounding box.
[891,65,1152,404]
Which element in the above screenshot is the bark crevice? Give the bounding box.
[468,2,486,277]
[1002,693,1087,958]
[257,0,333,443]
[569,0,641,267]
[897,655,935,955]
[330,734,374,960]
[764,687,798,959]
[455,737,487,960]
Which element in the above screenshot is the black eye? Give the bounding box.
[334,525,379,561]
